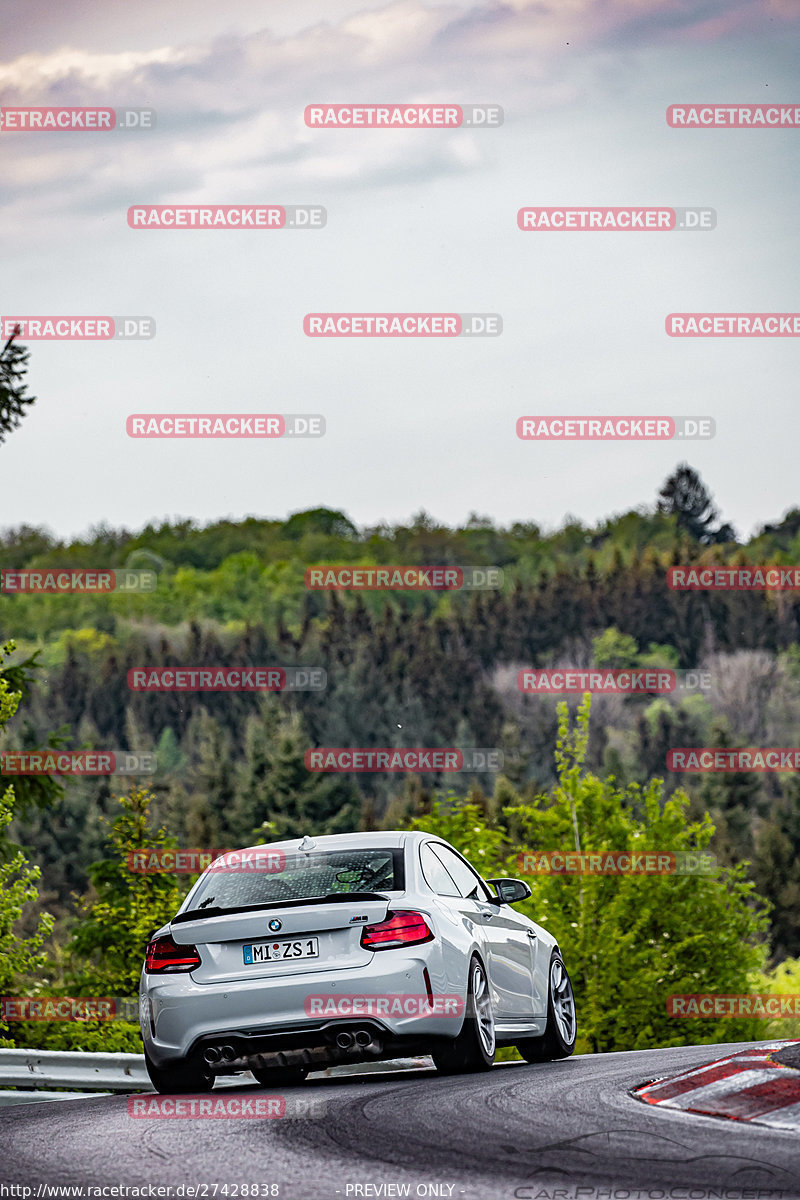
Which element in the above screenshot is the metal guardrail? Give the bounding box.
[0,1048,149,1092]
[0,1048,432,1103]
[0,1090,113,1106]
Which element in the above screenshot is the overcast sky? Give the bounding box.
[1,0,798,541]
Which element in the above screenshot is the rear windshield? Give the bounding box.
[184,847,404,913]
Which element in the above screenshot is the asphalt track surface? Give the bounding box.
[2,1042,799,1199]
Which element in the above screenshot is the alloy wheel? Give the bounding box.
[471,959,495,1056]
[550,956,576,1046]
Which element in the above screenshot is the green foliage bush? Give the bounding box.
[411,698,769,1052]
[0,641,54,1046]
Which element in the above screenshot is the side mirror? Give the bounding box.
[487,877,531,905]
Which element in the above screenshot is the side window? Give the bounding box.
[430,845,492,902]
[420,844,461,897]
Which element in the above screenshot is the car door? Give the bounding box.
[418,841,485,995]
[429,844,540,1021]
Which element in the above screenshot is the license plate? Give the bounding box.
[243,937,319,965]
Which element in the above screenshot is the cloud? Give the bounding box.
[0,0,796,226]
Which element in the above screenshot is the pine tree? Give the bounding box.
[232,702,360,843]
[753,784,800,961]
[696,721,764,865]
[658,464,735,545]
[67,787,183,996]
[0,330,36,445]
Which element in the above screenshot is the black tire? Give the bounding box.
[250,1066,309,1087]
[516,950,576,1063]
[144,1047,215,1094]
[432,954,495,1075]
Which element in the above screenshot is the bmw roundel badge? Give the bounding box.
[268,919,282,932]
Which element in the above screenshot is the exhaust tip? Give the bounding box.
[220,1045,237,1063]
[336,1031,355,1049]
[203,1047,220,1065]
[354,1030,372,1047]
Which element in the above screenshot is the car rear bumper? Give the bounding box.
[183,1017,453,1074]
[141,951,464,1066]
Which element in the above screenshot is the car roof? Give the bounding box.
[234,830,434,855]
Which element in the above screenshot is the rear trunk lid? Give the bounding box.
[171,894,392,984]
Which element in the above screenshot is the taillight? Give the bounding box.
[145,934,201,973]
[360,910,434,951]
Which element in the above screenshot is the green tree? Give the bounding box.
[8,782,192,1054]
[696,720,764,865]
[592,627,639,668]
[0,647,66,836]
[180,709,236,847]
[0,642,54,1043]
[758,956,800,1040]
[0,330,36,445]
[657,463,735,544]
[282,507,358,541]
[233,702,361,843]
[410,697,768,1053]
[67,787,185,996]
[752,786,800,961]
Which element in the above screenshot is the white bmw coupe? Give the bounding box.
[140,830,577,1093]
